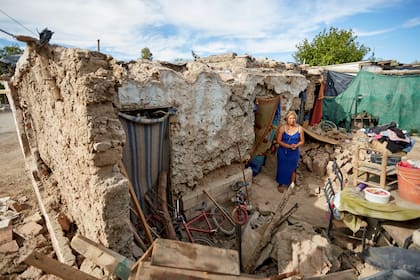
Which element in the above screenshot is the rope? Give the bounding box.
[0,8,37,36]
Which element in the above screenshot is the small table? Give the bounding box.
[337,187,420,240]
[339,187,420,221]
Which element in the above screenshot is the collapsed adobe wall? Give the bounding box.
[8,44,307,258]
[118,54,307,191]
[9,45,131,255]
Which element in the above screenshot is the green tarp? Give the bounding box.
[323,71,420,131]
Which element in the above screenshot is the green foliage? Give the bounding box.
[141,47,153,61]
[293,27,370,66]
[0,44,23,58]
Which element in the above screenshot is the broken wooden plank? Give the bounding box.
[132,240,154,270]
[304,269,357,280]
[118,160,153,245]
[24,250,99,280]
[135,261,270,280]
[70,233,134,280]
[157,171,177,239]
[302,127,338,145]
[151,238,240,276]
[203,189,236,226]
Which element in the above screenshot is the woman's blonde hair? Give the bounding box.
[284,111,297,121]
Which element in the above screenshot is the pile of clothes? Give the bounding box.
[364,122,415,153]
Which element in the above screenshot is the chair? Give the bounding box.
[323,179,368,249]
[323,178,341,240]
[332,159,344,190]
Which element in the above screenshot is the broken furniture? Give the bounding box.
[131,238,261,280]
[351,112,374,129]
[353,144,400,189]
[323,178,367,246]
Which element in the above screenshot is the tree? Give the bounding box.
[293,27,370,66]
[0,45,23,59]
[0,45,24,86]
[141,47,153,60]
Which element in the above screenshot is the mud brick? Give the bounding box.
[0,240,19,253]
[0,225,13,245]
[18,221,43,238]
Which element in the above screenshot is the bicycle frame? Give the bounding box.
[181,210,217,242]
[175,193,217,243]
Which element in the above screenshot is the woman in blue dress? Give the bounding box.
[275,111,305,192]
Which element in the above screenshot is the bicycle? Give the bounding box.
[230,190,248,225]
[229,182,249,225]
[174,192,235,246]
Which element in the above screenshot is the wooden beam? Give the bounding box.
[157,171,177,239]
[70,233,134,280]
[151,238,240,276]
[24,250,99,280]
[304,269,357,280]
[302,127,338,145]
[135,261,271,280]
[118,160,154,245]
[203,189,236,226]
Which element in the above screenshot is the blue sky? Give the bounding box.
[0,0,419,64]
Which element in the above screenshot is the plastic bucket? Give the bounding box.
[397,163,420,204]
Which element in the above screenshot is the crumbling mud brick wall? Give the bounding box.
[118,54,307,191]
[9,45,131,255]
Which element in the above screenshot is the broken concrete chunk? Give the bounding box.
[0,225,13,245]
[17,195,28,203]
[23,212,43,224]
[32,233,48,249]
[17,221,43,238]
[0,240,19,253]
[19,266,43,280]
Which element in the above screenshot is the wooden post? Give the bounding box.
[24,250,99,280]
[118,160,153,245]
[236,143,250,204]
[203,189,235,226]
[354,145,360,184]
[380,151,388,188]
[157,171,177,239]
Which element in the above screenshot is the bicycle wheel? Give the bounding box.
[231,206,248,225]
[192,236,216,247]
[211,207,235,235]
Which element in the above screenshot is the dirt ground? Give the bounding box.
[1,110,419,279]
[0,112,33,201]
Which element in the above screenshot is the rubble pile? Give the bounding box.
[0,196,53,279]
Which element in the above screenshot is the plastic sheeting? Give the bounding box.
[323,71,420,131]
[325,71,355,97]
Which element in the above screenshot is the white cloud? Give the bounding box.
[403,17,420,28]
[355,28,397,37]
[0,0,412,62]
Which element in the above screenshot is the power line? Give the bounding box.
[0,8,37,36]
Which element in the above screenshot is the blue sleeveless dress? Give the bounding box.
[276,128,301,185]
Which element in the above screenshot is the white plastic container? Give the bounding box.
[364,187,391,204]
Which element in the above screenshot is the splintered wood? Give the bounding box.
[151,238,240,275]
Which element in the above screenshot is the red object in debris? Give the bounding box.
[397,162,420,204]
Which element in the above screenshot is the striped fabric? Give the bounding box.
[119,111,170,209]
